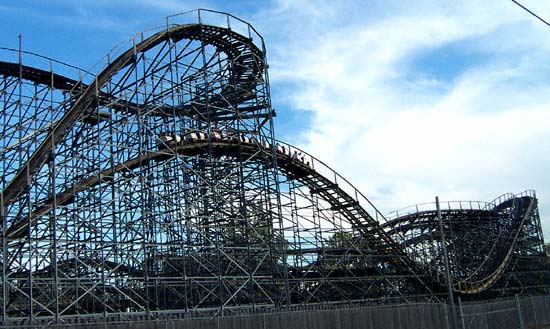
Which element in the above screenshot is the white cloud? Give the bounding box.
[260,0,550,236]
[5,0,549,238]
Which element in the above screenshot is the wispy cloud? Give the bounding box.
[3,0,549,237]
[259,0,550,235]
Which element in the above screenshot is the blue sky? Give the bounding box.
[2,0,550,239]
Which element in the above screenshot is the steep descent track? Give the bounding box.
[0,59,179,119]
[454,194,536,294]
[6,137,397,249]
[4,133,436,304]
[383,192,540,295]
[9,132,537,296]
[5,136,418,266]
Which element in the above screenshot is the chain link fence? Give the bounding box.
[459,295,550,329]
[3,295,550,329]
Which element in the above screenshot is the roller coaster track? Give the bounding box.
[5,137,417,269]
[3,137,444,310]
[454,194,536,293]
[6,131,535,295]
[0,61,83,92]
[0,12,543,317]
[0,60,117,128]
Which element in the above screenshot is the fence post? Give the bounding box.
[483,303,489,329]
[444,304,450,329]
[516,295,525,329]
[369,307,374,329]
[531,296,538,327]
[436,196,457,329]
[457,297,466,329]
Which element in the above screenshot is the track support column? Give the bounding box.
[436,196,457,329]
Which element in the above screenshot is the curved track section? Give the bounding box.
[384,191,544,296]
[1,18,266,209]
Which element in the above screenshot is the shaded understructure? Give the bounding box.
[0,9,548,325]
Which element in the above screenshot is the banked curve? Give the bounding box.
[382,192,537,294]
